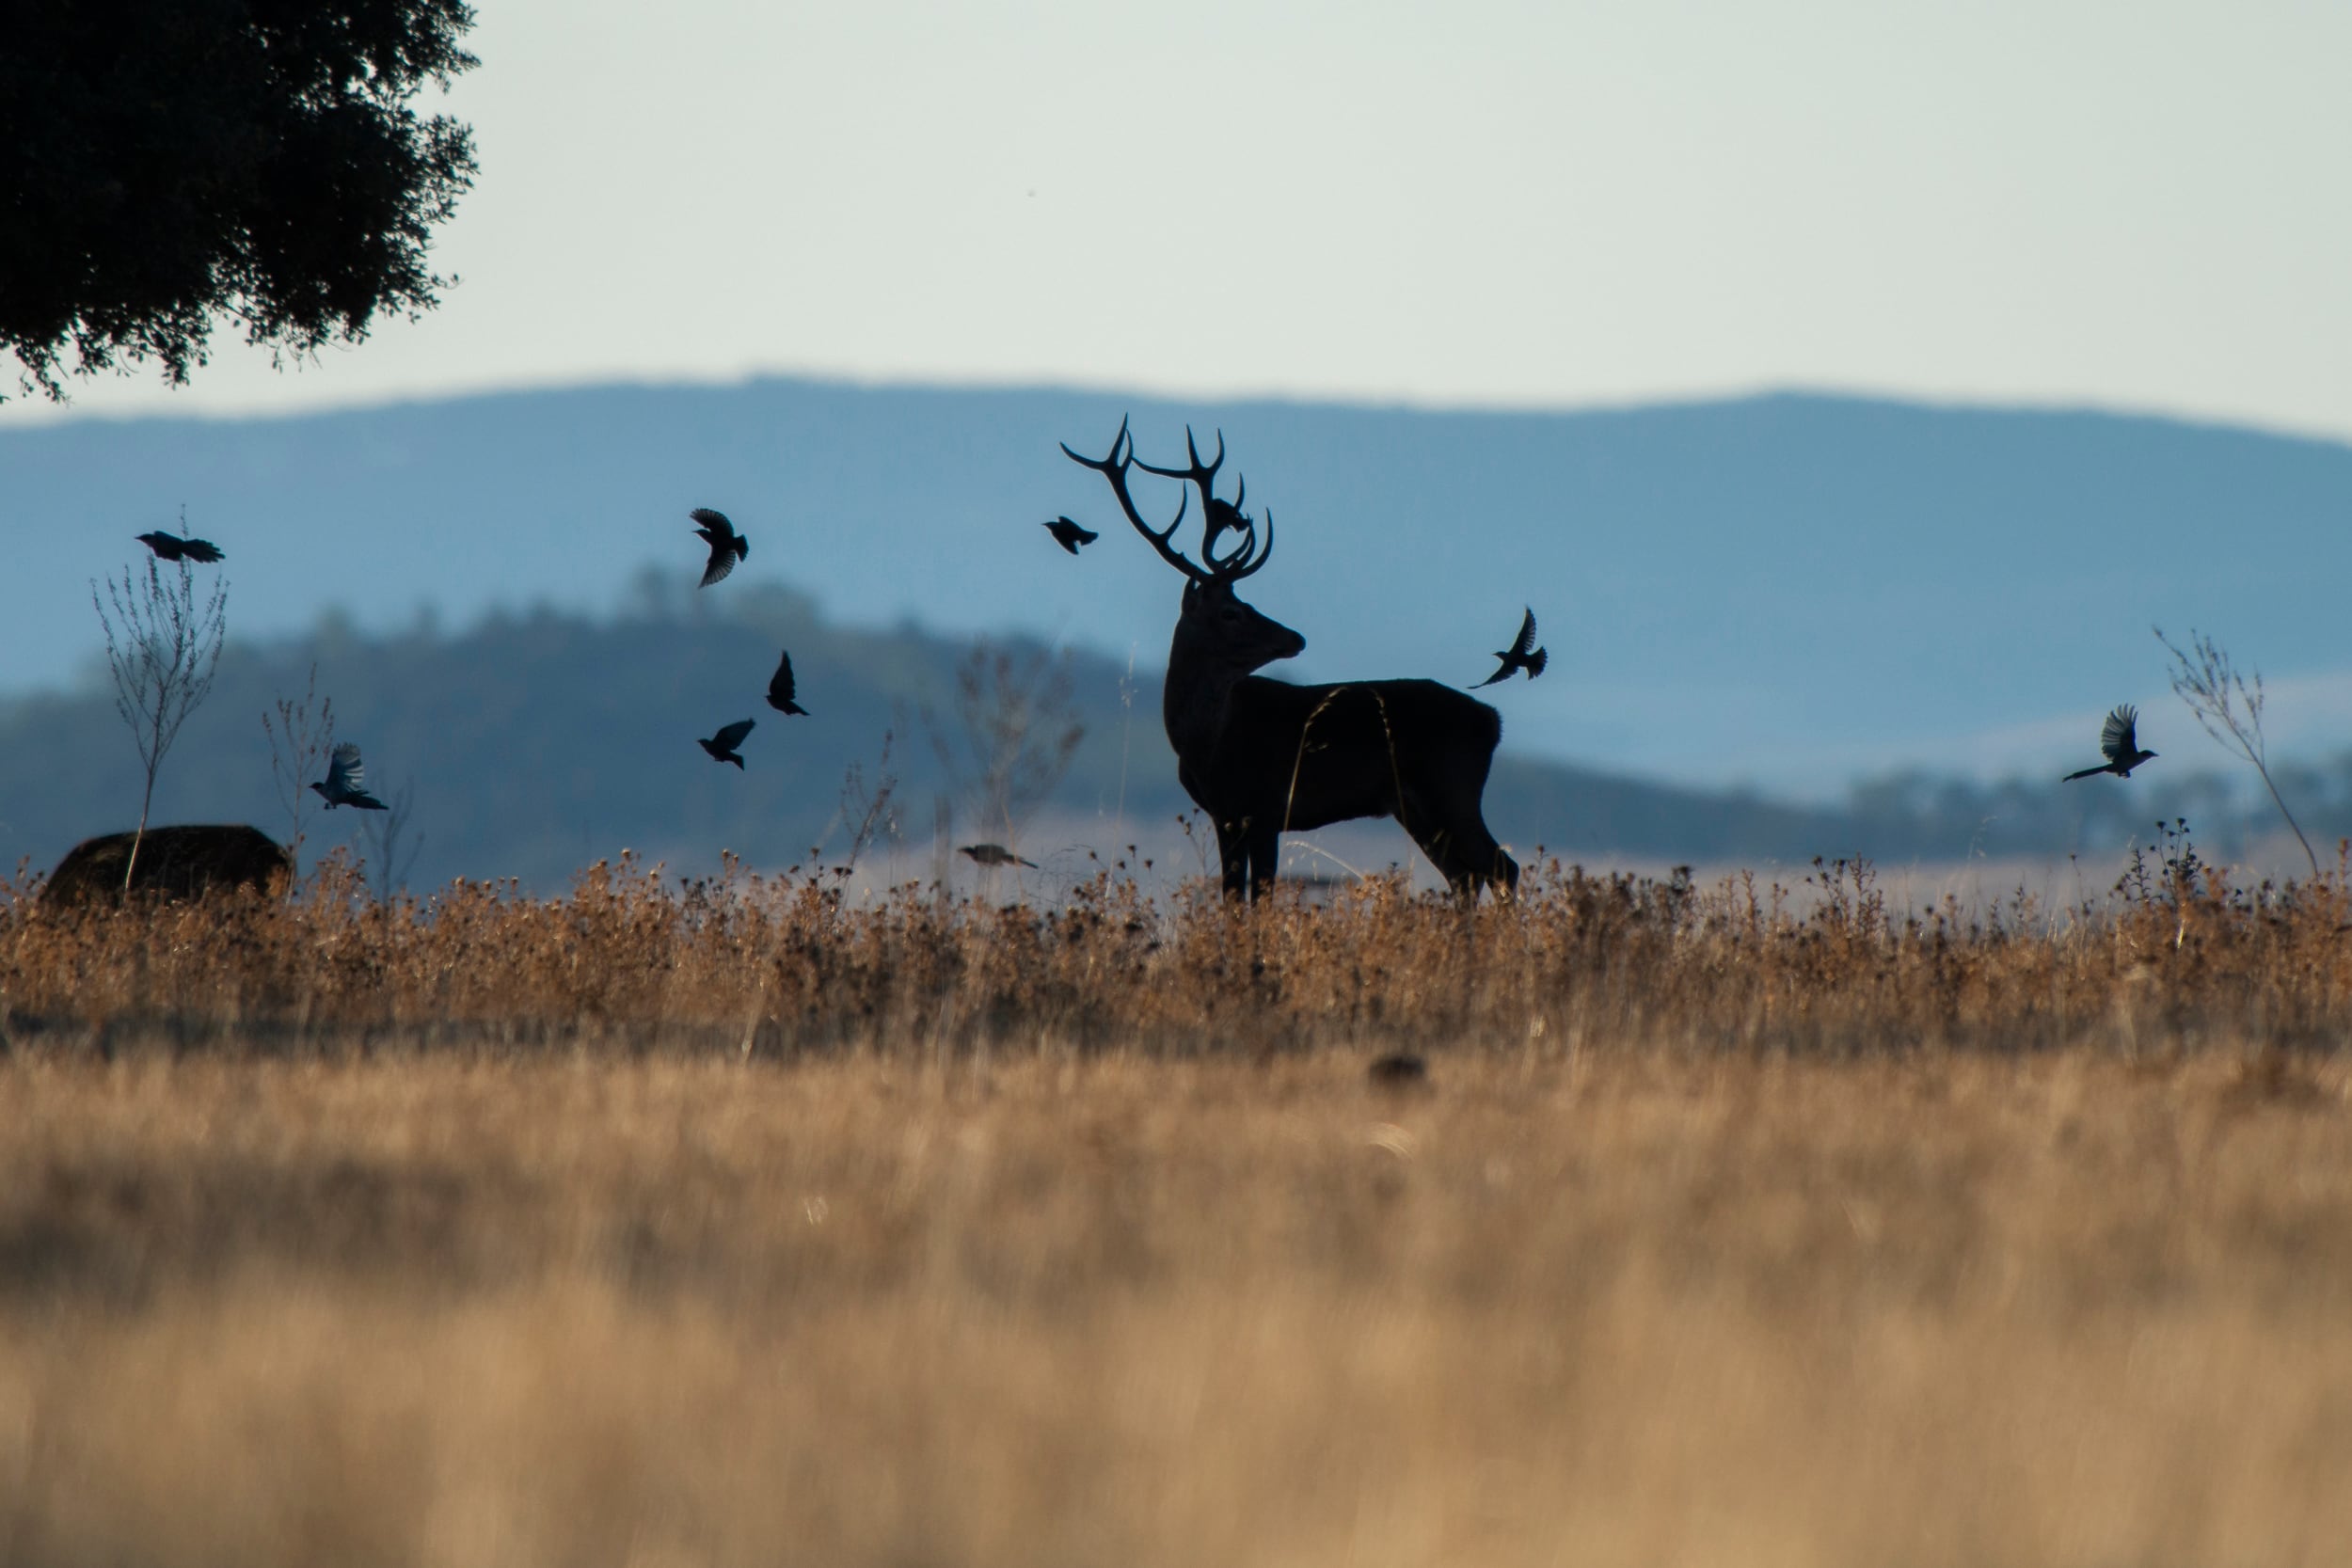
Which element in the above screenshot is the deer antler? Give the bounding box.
[1131,425,1274,582]
[1061,417,1211,583]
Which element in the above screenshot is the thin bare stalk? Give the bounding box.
[92,542,228,891]
[2155,626,2318,878]
[262,662,336,890]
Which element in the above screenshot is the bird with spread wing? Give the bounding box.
[310,743,389,811]
[690,508,749,587]
[135,529,225,563]
[1472,607,1548,688]
[1042,515,1098,555]
[698,719,755,768]
[766,650,808,716]
[2063,704,2157,781]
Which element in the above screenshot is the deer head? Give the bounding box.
[1062,418,1305,677]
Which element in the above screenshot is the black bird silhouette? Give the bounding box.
[690,508,749,587]
[766,650,808,716]
[309,743,388,811]
[1472,608,1547,688]
[2064,704,2157,781]
[959,843,1036,869]
[1042,515,1098,555]
[698,718,755,768]
[135,529,225,563]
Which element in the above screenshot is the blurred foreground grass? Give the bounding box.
[3,1047,2350,1567]
[3,853,2351,1563]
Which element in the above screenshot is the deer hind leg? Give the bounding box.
[1400,797,1517,898]
[1452,818,1518,896]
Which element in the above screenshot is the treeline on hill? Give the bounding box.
[3,571,2346,891]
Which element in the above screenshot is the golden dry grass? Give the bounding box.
[3,855,2351,1564]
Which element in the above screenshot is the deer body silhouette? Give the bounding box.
[1066,420,1517,899]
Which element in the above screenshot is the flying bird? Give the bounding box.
[959,843,1037,869]
[690,508,749,587]
[1042,515,1099,555]
[135,529,225,563]
[766,650,808,716]
[310,743,388,811]
[1471,608,1547,688]
[698,718,755,768]
[2063,704,2157,781]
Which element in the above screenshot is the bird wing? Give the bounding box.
[689,508,734,542]
[326,742,365,793]
[768,651,797,707]
[2101,705,2138,764]
[1508,608,1539,660]
[713,718,755,751]
[1071,519,1097,544]
[183,538,224,562]
[699,544,739,587]
[1470,661,1509,689]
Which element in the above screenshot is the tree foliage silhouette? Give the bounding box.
[0,0,479,402]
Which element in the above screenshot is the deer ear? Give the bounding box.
[1182,580,1201,609]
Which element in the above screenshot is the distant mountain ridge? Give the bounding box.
[6,377,2350,796]
[6,583,2343,894]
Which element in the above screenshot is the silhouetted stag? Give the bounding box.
[1062,419,1517,900]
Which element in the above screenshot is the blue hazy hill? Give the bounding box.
[7,379,2350,795]
[9,585,2338,895]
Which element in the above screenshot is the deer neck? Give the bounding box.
[1162,620,1242,759]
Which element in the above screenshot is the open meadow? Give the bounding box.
[5,851,2352,1566]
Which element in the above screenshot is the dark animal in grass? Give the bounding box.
[699,719,755,768]
[135,529,225,563]
[1471,607,1547,688]
[1366,1052,1430,1091]
[691,508,749,587]
[1064,418,1517,900]
[2063,704,2157,782]
[310,742,389,810]
[959,843,1036,869]
[44,824,291,907]
[1042,515,1098,555]
[766,650,807,716]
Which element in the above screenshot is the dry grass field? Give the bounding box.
[4,848,2352,1566]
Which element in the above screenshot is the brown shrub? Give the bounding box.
[4,848,2346,1058]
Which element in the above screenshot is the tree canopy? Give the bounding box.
[0,0,479,401]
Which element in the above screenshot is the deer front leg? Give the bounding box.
[1214,815,1253,899]
[1241,817,1282,902]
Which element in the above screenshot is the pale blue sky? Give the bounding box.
[7,0,2350,436]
